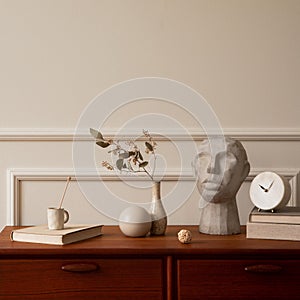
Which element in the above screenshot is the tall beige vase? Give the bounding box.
[150,181,167,235]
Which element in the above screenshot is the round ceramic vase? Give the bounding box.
[119,206,152,237]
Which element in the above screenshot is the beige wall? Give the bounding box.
[0,0,299,230]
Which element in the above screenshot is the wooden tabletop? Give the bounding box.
[1,225,300,258]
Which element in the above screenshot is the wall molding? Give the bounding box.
[0,128,300,141]
[7,167,300,226]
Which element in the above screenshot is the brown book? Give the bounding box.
[11,224,103,245]
[246,221,300,241]
[249,206,300,224]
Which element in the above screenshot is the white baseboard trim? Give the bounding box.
[7,167,300,226]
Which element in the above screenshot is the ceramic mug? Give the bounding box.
[47,207,69,230]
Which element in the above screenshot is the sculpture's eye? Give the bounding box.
[225,152,237,169]
[206,152,237,174]
[199,153,211,169]
[193,152,210,177]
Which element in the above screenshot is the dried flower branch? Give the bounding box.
[90,128,157,181]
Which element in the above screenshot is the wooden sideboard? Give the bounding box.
[1,225,300,299]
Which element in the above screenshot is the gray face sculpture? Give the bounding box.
[194,138,250,204]
[193,138,250,235]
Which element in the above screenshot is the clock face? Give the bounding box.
[249,172,291,210]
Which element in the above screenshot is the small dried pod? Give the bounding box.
[177,229,192,244]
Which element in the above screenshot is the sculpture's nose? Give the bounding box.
[206,165,215,174]
[207,158,219,174]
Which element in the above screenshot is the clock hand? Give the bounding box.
[267,180,274,191]
[259,184,268,192]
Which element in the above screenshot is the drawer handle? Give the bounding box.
[61,263,99,273]
[245,264,282,273]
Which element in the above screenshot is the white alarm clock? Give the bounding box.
[249,171,291,211]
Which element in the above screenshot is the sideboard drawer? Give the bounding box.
[0,258,163,299]
[177,259,300,300]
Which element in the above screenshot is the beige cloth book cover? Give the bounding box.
[246,222,300,241]
[11,224,103,245]
[249,207,300,224]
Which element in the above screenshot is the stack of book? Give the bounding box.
[247,206,300,241]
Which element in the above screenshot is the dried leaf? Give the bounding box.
[128,151,136,157]
[139,161,148,168]
[119,152,130,159]
[138,151,143,160]
[96,141,110,148]
[91,128,110,148]
[90,128,103,140]
[116,159,124,170]
[101,161,114,170]
[145,142,153,152]
[127,162,134,171]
